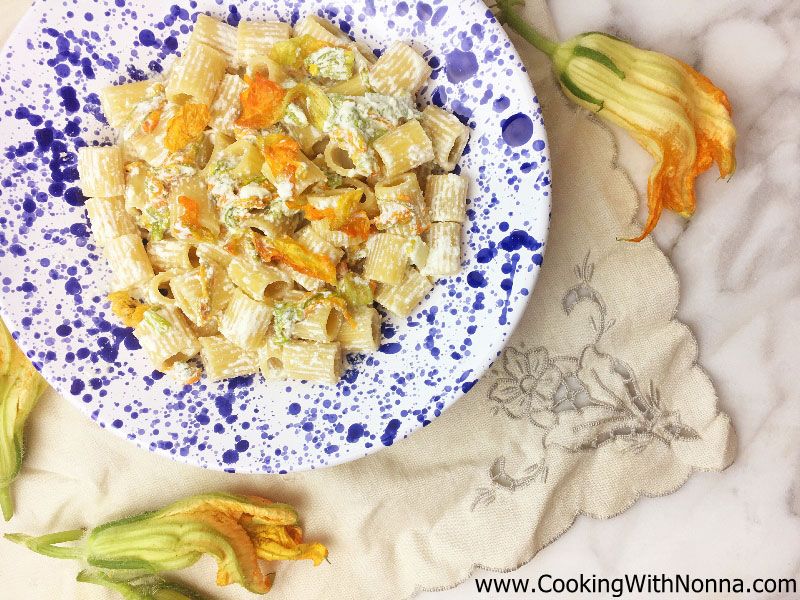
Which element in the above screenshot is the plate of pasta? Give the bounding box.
[0,0,550,473]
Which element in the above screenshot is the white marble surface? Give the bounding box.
[425,0,800,597]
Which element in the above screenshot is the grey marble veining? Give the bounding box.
[428,1,800,597]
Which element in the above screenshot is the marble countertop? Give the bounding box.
[427,0,800,597]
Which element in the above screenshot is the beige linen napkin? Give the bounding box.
[0,0,735,598]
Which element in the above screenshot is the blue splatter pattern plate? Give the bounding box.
[0,0,550,473]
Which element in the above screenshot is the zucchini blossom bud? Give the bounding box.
[6,493,328,595]
[496,0,737,241]
[0,318,47,520]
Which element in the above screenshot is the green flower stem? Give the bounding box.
[0,486,13,522]
[495,0,559,57]
[5,529,86,560]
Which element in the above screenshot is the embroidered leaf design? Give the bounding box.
[562,282,601,316]
[576,347,629,410]
[470,488,496,511]
[544,406,641,451]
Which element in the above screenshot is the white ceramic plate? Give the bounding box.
[0,0,550,473]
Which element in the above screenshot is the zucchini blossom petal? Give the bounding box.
[0,318,47,520]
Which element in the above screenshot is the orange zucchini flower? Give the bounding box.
[141,109,162,134]
[302,188,364,229]
[5,493,327,595]
[262,133,303,182]
[107,292,151,328]
[261,235,338,286]
[237,74,288,129]
[176,195,215,242]
[165,104,210,152]
[496,0,737,241]
[338,211,372,242]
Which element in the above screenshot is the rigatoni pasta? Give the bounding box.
[199,336,260,381]
[293,301,343,343]
[191,14,238,64]
[147,240,196,273]
[134,305,201,372]
[85,196,139,247]
[99,81,152,128]
[337,306,381,352]
[282,341,343,385]
[420,106,471,171]
[227,257,293,301]
[423,222,462,278]
[258,335,288,380]
[166,41,227,104]
[294,15,349,45]
[426,174,468,224]
[376,268,434,318]
[218,288,272,349]
[364,233,409,285]
[209,74,246,136]
[375,172,430,236]
[104,233,154,292]
[236,21,293,65]
[373,120,435,178]
[78,146,125,198]
[170,267,212,327]
[369,42,432,96]
[86,14,472,386]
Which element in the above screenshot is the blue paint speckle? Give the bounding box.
[215,395,233,417]
[476,246,497,263]
[346,423,365,443]
[431,6,448,26]
[57,86,80,113]
[64,277,81,295]
[138,30,157,47]
[446,49,479,83]
[500,230,542,252]
[70,379,84,395]
[501,113,534,147]
[381,419,402,446]
[416,3,432,21]
[227,6,242,26]
[493,96,510,112]
[467,271,488,288]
